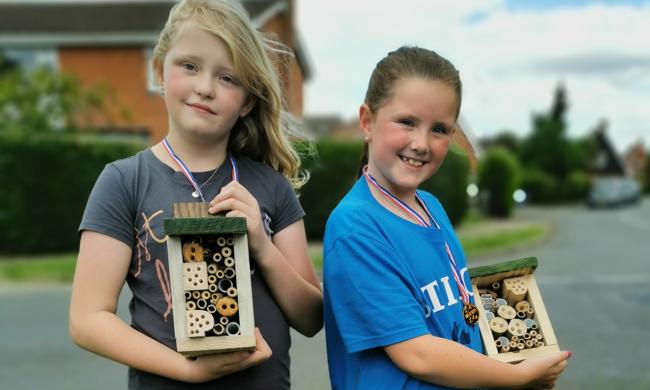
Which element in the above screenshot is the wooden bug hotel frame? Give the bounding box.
[469,257,559,363]
[164,202,256,357]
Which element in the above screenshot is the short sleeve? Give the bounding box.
[324,233,430,353]
[78,163,134,247]
[271,175,305,234]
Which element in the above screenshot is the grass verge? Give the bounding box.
[0,219,550,282]
[0,253,76,282]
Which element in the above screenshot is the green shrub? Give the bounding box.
[0,133,145,254]
[299,140,470,240]
[478,148,519,217]
[563,170,591,201]
[521,168,558,204]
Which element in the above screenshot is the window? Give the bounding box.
[1,48,58,72]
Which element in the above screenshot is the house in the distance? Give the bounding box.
[0,0,311,142]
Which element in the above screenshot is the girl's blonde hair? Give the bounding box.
[153,0,308,188]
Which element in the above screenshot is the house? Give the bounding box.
[0,0,311,142]
[589,119,627,176]
[623,140,647,181]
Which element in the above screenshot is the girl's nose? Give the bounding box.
[194,75,215,98]
[410,129,428,154]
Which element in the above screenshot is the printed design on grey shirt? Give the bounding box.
[134,209,173,321]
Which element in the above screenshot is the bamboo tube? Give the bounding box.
[516,310,526,319]
[217,237,226,247]
[500,344,511,353]
[507,319,526,338]
[207,304,216,314]
[213,323,225,336]
[497,305,516,320]
[186,301,196,310]
[523,318,537,329]
[201,291,210,300]
[227,287,238,297]
[517,342,525,350]
[196,298,207,309]
[523,333,531,340]
[220,316,229,325]
[224,257,235,268]
[509,340,517,350]
[489,317,508,336]
[224,267,236,279]
[218,279,233,293]
[212,253,222,262]
[535,334,544,342]
[208,283,218,293]
[525,340,535,349]
[226,322,240,336]
[529,330,537,337]
[208,275,217,284]
[226,237,234,246]
[207,264,218,274]
[192,291,201,300]
[211,293,223,304]
[496,336,510,349]
[221,247,232,257]
[502,276,528,306]
[184,291,192,300]
[515,300,530,312]
[491,281,501,290]
[526,307,535,318]
[495,298,508,308]
[216,269,225,279]
[536,341,545,348]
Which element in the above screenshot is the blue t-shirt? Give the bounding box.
[323,177,483,390]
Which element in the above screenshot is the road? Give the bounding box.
[1,198,648,389]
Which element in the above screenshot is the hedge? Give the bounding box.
[0,135,470,253]
[0,133,145,254]
[477,148,519,217]
[299,140,470,240]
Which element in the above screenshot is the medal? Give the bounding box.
[463,303,479,325]
[163,137,239,202]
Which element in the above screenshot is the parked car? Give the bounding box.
[588,177,641,208]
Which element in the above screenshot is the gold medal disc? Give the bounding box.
[463,303,479,325]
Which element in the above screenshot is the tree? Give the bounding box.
[0,66,108,133]
[520,82,574,181]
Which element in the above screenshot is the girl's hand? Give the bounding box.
[208,181,271,259]
[183,328,272,383]
[515,351,571,389]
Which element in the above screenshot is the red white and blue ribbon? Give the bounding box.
[162,137,238,202]
[363,167,471,305]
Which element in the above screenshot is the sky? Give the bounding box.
[296,0,650,153]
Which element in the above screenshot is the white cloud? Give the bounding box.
[297,0,650,152]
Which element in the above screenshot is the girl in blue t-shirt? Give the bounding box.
[69,0,322,388]
[323,46,571,389]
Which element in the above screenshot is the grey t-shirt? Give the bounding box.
[79,148,305,389]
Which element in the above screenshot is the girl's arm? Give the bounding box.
[209,181,323,337]
[384,334,570,389]
[69,231,272,383]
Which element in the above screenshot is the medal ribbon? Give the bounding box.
[363,168,471,305]
[162,137,238,202]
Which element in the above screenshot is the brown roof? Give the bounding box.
[0,0,278,35]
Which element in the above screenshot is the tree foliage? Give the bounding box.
[0,67,108,133]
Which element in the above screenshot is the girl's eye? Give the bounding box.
[398,118,415,127]
[220,75,238,85]
[181,63,197,72]
[432,124,450,135]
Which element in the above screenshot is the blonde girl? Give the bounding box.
[323,46,570,389]
[69,0,322,388]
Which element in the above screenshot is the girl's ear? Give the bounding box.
[240,95,256,118]
[359,103,373,141]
